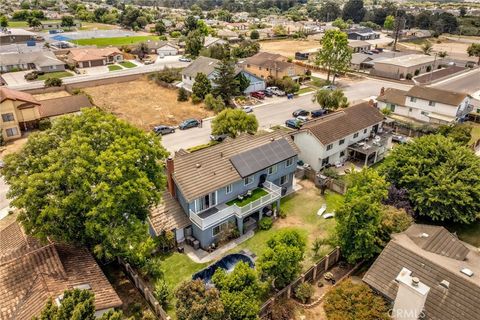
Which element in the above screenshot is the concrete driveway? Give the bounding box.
[1,71,30,86]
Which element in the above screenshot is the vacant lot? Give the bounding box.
[83,78,212,130]
[260,38,319,57]
[399,36,474,61]
[70,35,158,47]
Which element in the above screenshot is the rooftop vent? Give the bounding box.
[420,233,429,238]
[461,268,474,277]
[74,283,92,290]
[55,294,64,306]
[440,280,450,289]
[196,163,201,168]
[412,277,420,287]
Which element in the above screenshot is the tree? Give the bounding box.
[136,42,149,59]
[3,109,167,265]
[153,279,171,309]
[379,205,413,243]
[185,29,204,57]
[204,94,226,113]
[211,109,258,137]
[438,124,472,146]
[324,279,390,320]
[316,1,341,22]
[184,15,198,33]
[312,89,349,111]
[44,77,63,87]
[342,0,366,23]
[379,134,480,223]
[467,43,480,65]
[258,230,306,288]
[273,25,288,36]
[269,298,297,320]
[154,20,166,35]
[278,76,300,94]
[231,40,260,58]
[383,15,395,30]
[459,6,467,17]
[177,87,189,101]
[34,289,124,320]
[212,59,239,103]
[332,18,349,30]
[192,72,212,100]
[250,29,259,40]
[438,51,448,58]
[175,280,225,320]
[421,41,433,55]
[315,30,352,82]
[236,72,251,93]
[61,15,75,29]
[28,17,41,28]
[335,168,389,263]
[201,43,231,60]
[0,15,9,28]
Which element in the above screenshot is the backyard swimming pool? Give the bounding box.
[192,253,255,285]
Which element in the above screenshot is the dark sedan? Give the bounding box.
[179,119,200,130]
[292,109,309,117]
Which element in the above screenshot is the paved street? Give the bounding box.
[431,68,480,100]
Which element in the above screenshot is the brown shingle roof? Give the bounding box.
[298,102,384,145]
[0,218,122,319]
[407,86,469,106]
[173,131,299,203]
[244,52,286,65]
[149,191,191,235]
[363,224,480,320]
[38,95,93,118]
[181,56,220,77]
[67,47,122,62]
[377,88,407,106]
[0,87,40,105]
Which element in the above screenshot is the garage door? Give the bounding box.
[89,59,104,67]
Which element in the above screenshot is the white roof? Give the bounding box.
[375,54,437,67]
[0,51,64,67]
[0,28,35,36]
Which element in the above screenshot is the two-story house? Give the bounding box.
[346,27,380,41]
[149,132,299,249]
[377,86,472,124]
[179,56,266,94]
[239,52,305,80]
[292,102,388,171]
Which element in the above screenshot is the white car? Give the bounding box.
[266,86,285,96]
[243,106,253,113]
[296,115,309,123]
[179,56,191,62]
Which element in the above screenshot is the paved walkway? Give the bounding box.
[185,230,255,264]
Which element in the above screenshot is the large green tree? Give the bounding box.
[212,59,239,103]
[192,72,212,100]
[467,43,480,65]
[315,30,352,82]
[185,29,205,57]
[379,134,480,223]
[61,15,75,29]
[312,89,349,111]
[211,109,258,138]
[438,124,472,146]
[3,108,168,265]
[342,0,366,23]
[175,280,225,320]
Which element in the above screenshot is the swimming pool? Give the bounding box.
[192,253,255,285]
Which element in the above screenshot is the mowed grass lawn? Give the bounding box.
[8,20,61,28]
[38,71,74,80]
[108,65,123,71]
[119,60,137,68]
[70,35,159,47]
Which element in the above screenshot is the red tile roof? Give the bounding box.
[0,87,40,105]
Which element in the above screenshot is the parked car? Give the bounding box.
[210,133,229,141]
[321,85,337,91]
[143,58,155,65]
[179,56,191,62]
[371,49,380,54]
[261,90,274,97]
[392,134,408,144]
[292,109,309,117]
[179,119,200,130]
[153,125,175,135]
[266,86,285,96]
[311,109,327,118]
[285,119,302,129]
[243,106,253,113]
[250,91,265,99]
[296,115,309,123]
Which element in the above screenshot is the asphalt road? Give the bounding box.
[431,68,480,99]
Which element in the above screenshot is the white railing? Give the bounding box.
[189,205,236,230]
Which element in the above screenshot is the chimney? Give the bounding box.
[392,268,430,320]
[166,157,175,198]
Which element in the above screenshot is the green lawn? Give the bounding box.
[309,76,329,88]
[297,87,315,95]
[119,60,137,68]
[37,71,74,80]
[8,19,61,28]
[69,36,158,47]
[226,188,268,207]
[108,65,123,71]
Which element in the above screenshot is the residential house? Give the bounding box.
[348,40,372,53]
[0,214,122,319]
[363,224,480,320]
[204,36,228,48]
[371,54,441,80]
[65,47,123,68]
[149,132,299,249]
[0,29,37,45]
[239,52,305,80]
[216,29,241,42]
[0,51,66,73]
[134,40,179,56]
[377,86,472,124]
[346,27,380,40]
[292,102,389,171]
[0,87,92,141]
[350,53,374,70]
[180,56,265,93]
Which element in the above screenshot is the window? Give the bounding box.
[429,101,436,107]
[389,104,396,112]
[339,139,345,145]
[410,97,417,102]
[286,158,294,167]
[244,176,254,186]
[225,184,233,194]
[195,192,217,212]
[353,132,359,138]
[268,164,277,175]
[1,113,14,122]
[6,127,18,137]
[280,174,289,185]
[340,150,345,157]
[364,128,367,134]
[213,222,229,237]
[409,108,413,112]
[321,157,329,166]
[326,144,333,151]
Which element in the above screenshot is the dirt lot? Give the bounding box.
[260,37,320,57]
[33,91,71,101]
[399,36,476,61]
[83,78,213,130]
[0,135,29,159]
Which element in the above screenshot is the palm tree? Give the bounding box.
[312,89,349,112]
[438,51,448,58]
[421,42,433,55]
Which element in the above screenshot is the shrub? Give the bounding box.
[38,118,52,130]
[177,87,189,101]
[405,73,413,80]
[154,279,171,308]
[295,282,314,303]
[426,65,432,72]
[24,71,38,81]
[170,31,181,38]
[250,29,260,40]
[258,217,273,230]
[381,108,392,116]
[139,257,163,279]
[305,69,311,76]
[270,298,297,320]
[44,77,62,87]
[191,94,202,104]
[414,69,420,76]
[153,67,182,83]
[278,209,287,219]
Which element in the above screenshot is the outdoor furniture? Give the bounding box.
[177,246,184,253]
[247,190,252,197]
[193,240,200,250]
[317,204,327,216]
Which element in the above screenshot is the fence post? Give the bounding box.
[301,273,305,283]
[336,246,340,263]
[287,285,292,298]
[313,265,317,280]
[324,254,329,271]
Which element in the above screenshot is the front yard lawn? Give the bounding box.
[70,35,159,47]
[119,61,137,68]
[226,188,268,207]
[465,122,480,145]
[297,87,315,95]
[37,71,73,80]
[108,65,123,71]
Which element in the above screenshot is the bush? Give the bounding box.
[44,77,62,87]
[258,217,273,230]
[24,71,38,81]
[152,67,182,83]
[250,29,260,40]
[426,65,432,72]
[305,69,311,76]
[414,69,420,76]
[170,31,181,38]
[295,282,314,303]
[405,73,413,80]
[38,118,52,130]
[270,298,297,320]
[139,257,163,279]
[177,87,189,101]
[153,279,171,308]
[191,94,202,104]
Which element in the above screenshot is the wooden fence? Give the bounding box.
[118,257,170,320]
[259,247,341,319]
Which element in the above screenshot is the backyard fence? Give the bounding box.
[259,247,341,319]
[118,257,170,320]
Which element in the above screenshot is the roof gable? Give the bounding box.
[407,86,468,106]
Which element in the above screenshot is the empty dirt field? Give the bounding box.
[83,78,213,130]
[260,38,320,57]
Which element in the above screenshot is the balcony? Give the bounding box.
[189,181,282,230]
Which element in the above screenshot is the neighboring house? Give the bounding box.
[363,224,480,320]
[350,53,374,70]
[377,86,472,124]
[180,56,265,93]
[0,51,66,73]
[346,27,380,40]
[204,36,228,48]
[149,132,299,249]
[239,51,305,80]
[0,29,37,46]
[348,40,372,53]
[66,47,123,68]
[157,42,179,56]
[0,214,122,319]
[371,54,441,80]
[292,102,389,171]
[0,87,92,141]
[216,29,240,42]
